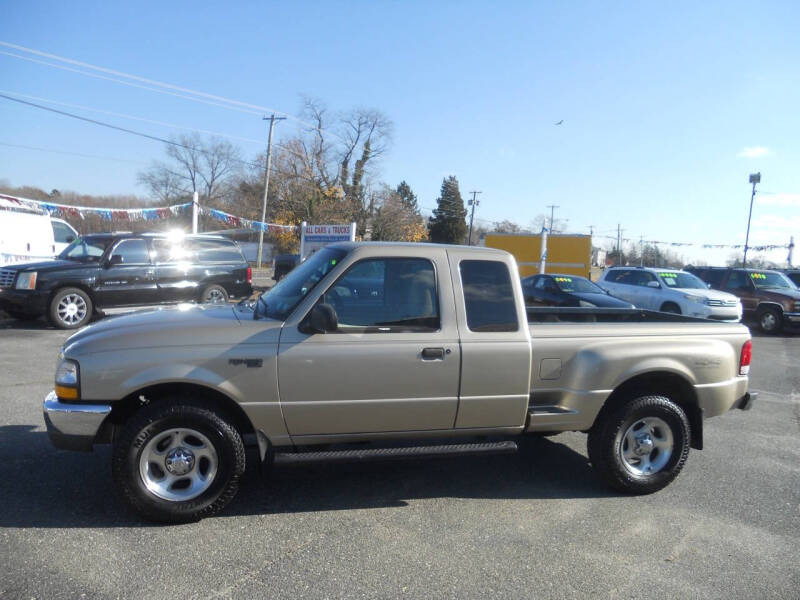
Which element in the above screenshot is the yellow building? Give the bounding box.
[484,233,592,278]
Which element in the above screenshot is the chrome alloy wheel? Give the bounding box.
[760,311,778,332]
[620,416,674,476]
[139,428,218,501]
[205,288,226,304]
[57,293,87,325]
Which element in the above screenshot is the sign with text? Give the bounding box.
[299,222,356,260]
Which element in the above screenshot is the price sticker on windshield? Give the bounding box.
[554,277,572,282]
[659,272,677,278]
[750,273,767,280]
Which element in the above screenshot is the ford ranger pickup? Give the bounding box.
[43,242,756,522]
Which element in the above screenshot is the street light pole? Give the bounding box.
[256,114,286,269]
[743,172,761,269]
[467,191,482,245]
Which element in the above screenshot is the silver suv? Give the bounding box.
[597,267,742,321]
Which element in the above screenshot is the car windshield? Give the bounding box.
[749,271,794,289]
[254,247,347,321]
[57,236,111,262]
[658,272,707,289]
[553,276,603,293]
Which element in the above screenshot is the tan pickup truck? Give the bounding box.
[44,243,756,522]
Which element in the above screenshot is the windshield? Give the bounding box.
[255,247,347,321]
[57,236,112,262]
[658,271,707,289]
[749,271,794,289]
[553,276,603,294]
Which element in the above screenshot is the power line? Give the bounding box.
[0,141,147,164]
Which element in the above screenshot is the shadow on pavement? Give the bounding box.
[0,425,617,528]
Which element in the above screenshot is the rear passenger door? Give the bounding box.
[448,253,532,430]
[602,269,639,305]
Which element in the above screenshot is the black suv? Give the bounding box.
[0,233,252,329]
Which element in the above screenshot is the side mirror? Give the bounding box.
[106,255,123,267]
[646,281,660,288]
[302,303,338,334]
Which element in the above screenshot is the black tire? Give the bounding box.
[588,395,690,494]
[200,284,229,304]
[757,307,783,334]
[112,399,245,523]
[660,302,681,315]
[48,287,93,329]
[6,310,39,321]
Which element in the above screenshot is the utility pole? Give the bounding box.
[640,235,644,266]
[742,172,760,269]
[546,204,559,233]
[467,191,482,245]
[191,191,199,234]
[256,114,286,269]
[616,224,623,265]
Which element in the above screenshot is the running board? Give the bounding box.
[274,441,518,466]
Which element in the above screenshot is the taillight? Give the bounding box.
[246,266,252,284]
[739,340,752,375]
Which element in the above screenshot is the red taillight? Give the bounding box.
[739,340,752,375]
[246,266,252,284]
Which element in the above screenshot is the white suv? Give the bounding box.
[597,267,742,321]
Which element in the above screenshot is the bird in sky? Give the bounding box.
[555,120,564,125]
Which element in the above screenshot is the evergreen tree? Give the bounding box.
[428,176,467,244]
[395,180,419,213]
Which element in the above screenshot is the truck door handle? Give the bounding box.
[421,347,445,360]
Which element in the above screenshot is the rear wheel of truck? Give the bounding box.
[588,395,690,494]
[200,284,229,304]
[112,399,245,523]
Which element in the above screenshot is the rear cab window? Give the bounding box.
[459,260,518,332]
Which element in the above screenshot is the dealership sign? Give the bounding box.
[299,222,357,260]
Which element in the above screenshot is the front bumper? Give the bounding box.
[783,312,800,325]
[0,288,48,315]
[42,391,111,452]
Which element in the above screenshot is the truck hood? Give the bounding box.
[2,259,83,272]
[63,304,281,356]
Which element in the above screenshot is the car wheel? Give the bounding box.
[49,287,93,329]
[660,302,681,314]
[6,310,39,321]
[112,399,245,523]
[757,307,782,334]
[200,284,229,304]
[587,395,690,494]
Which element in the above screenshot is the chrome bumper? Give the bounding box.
[42,391,111,452]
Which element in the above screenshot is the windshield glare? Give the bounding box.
[749,271,793,289]
[58,236,111,261]
[658,272,707,289]
[256,247,347,320]
[553,276,602,294]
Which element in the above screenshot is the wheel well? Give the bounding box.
[756,302,783,316]
[107,383,256,440]
[595,371,703,450]
[660,301,680,311]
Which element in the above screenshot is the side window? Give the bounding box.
[637,271,656,286]
[186,239,244,263]
[52,221,75,244]
[704,270,725,287]
[110,239,150,265]
[324,258,439,332]
[534,277,547,290]
[151,238,189,263]
[725,271,750,291]
[608,270,634,285]
[460,260,518,332]
[544,278,559,293]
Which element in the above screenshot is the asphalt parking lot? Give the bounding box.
[0,316,798,599]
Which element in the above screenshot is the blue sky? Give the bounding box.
[1,0,798,264]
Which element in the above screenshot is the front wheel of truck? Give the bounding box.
[588,395,690,494]
[112,399,245,523]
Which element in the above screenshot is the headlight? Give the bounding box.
[15,271,37,290]
[579,300,596,307]
[683,294,704,303]
[794,302,800,312]
[55,359,80,401]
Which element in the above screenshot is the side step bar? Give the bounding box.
[274,441,518,466]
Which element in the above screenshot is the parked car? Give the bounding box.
[597,267,742,321]
[522,273,634,308]
[273,253,300,281]
[43,242,755,522]
[0,232,252,328]
[0,200,79,266]
[686,266,800,333]
[783,270,800,288]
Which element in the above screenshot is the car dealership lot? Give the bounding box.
[0,318,798,599]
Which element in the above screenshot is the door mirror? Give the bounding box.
[302,303,338,334]
[646,280,660,288]
[107,254,123,267]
